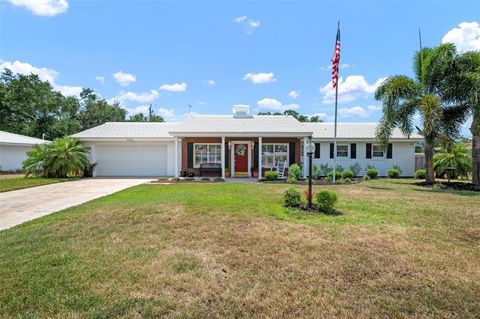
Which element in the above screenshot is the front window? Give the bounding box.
[372,145,384,157]
[194,144,221,167]
[337,144,348,157]
[262,143,288,167]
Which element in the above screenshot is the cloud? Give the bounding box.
[337,104,381,119]
[113,71,136,86]
[243,72,276,84]
[0,59,83,97]
[319,63,350,71]
[159,82,187,92]
[7,0,68,16]
[288,90,299,98]
[319,75,386,104]
[442,21,480,53]
[234,15,260,35]
[257,98,300,112]
[95,75,105,84]
[124,105,150,117]
[308,112,328,120]
[157,108,176,121]
[205,79,215,86]
[111,90,159,105]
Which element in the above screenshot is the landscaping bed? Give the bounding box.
[415,181,480,192]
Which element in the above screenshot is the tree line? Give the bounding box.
[258,110,323,122]
[0,69,163,140]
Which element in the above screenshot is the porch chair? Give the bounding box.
[273,160,288,179]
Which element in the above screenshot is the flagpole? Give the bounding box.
[332,21,340,184]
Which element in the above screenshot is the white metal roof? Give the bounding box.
[71,122,178,140]
[304,122,423,140]
[168,115,313,137]
[0,130,48,145]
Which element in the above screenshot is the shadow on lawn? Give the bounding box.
[413,188,480,197]
[366,186,394,191]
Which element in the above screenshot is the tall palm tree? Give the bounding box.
[375,44,467,183]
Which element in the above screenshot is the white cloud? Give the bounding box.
[337,104,381,119]
[159,82,187,92]
[7,0,68,16]
[125,105,150,117]
[205,79,215,86]
[442,21,480,53]
[56,85,83,97]
[243,72,276,84]
[113,71,136,86]
[308,112,327,120]
[111,90,159,105]
[257,98,300,112]
[367,105,381,112]
[288,90,299,98]
[234,15,260,35]
[95,75,105,84]
[157,107,176,121]
[319,75,386,104]
[234,16,247,23]
[320,63,350,71]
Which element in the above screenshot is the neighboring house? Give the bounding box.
[72,105,423,178]
[0,131,48,172]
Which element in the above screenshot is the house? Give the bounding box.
[0,131,48,172]
[72,105,423,178]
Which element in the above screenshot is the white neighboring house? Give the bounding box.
[0,131,49,172]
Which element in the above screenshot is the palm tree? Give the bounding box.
[434,142,472,179]
[375,44,467,183]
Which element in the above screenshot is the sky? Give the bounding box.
[0,0,479,135]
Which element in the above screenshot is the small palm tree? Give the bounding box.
[434,142,472,179]
[23,144,54,177]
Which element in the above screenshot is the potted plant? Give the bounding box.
[180,169,187,177]
[225,167,230,177]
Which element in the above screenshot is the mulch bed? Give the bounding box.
[415,181,480,192]
[261,178,360,185]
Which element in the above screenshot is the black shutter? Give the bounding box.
[330,143,334,159]
[187,143,194,168]
[350,143,356,159]
[387,143,393,159]
[254,142,259,168]
[314,143,320,158]
[225,142,229,168]
[289,143,295,165]
[366,143,372,159]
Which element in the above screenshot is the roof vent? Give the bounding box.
[232,104,252,118]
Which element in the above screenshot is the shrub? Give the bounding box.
[388,168,400,179]
[415,169,426,179]
[335,164,344,172]
[287,175,297,184]
[433,142,472,179]
[288,163,302,180]
[341,177,351,183]
[316,190,338,214]
[392,164,402,175]
[265,171,279,181]
[318,164,331,177]
[342,170,354,179]
[312,165,322,180]
[366,168,378,179]
[327,170,342,182]
[283,188,302,207]
[349,162,361,177]
[303,189,313,203]
[363,175,371,181]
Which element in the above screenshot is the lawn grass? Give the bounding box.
[0,179,479,318]
[0,177,71,192]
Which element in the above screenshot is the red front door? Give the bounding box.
[234,144,249,175]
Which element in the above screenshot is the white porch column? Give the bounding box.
[221,137,226,179]
[258,136,263,180]
[174,137,179,178]
[303,137,308,178]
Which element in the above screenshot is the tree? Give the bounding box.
[433,142,472,179]
[257,110,323,122]
[79,89,126,129]
[375,44,467,183]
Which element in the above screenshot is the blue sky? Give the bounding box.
[1,1,479,134]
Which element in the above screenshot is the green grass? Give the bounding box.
[0,179,479,318]
[0,177,72,192]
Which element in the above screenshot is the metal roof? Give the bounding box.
[0,130,48,145]
[71,122,178,140]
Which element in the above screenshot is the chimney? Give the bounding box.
[232,104,252,118]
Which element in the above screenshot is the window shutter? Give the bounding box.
[225,142,229,168]
[254,142,259,168]
[314,143,320,158]
[330,143,334,159]
[187,143,194,168]
[387,143,393,159]
[350,143,356,159]
[289,143,295,165]
[366,143,372,159]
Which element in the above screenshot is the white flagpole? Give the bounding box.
[332,21,340,184]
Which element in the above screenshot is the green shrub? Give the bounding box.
[342,170,354,179]
[316,190,338,214]
[283,188,302,207]
[415,169,426,179]
[366,168,378,179]
[288,163,302,180]
[335,164,344,172]
[392,164,402,175]
[318,164,331,177]
[363,175,371,181]
[387,168,400,178]
[340,177,351,183]
[312,165,322,180]
[349,162,361,177]
[327,170,342,182]
[265,171,279,181]
[287,175,296,184]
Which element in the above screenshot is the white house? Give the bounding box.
[72,106,423,178]
[0,131,48,172]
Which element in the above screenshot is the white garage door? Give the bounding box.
[95,144,168,176]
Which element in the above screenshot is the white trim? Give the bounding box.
[174,138,179,178]
[372,144,385,158]
[258,137,262,179]
[231,141,252,177]
[171,132,311,138]
[193,143,222,168]
[261,143,289,169]
[221,137,225,179]
[336,144,349,158]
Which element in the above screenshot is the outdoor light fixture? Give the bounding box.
[307,142,316,155]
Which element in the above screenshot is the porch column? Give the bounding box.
[303,137,308,178]
[174,137,179,178]
[258,136,262,180]
[221,136,226,179]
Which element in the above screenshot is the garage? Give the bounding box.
[94,144,169,177]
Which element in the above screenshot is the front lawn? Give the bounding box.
[1,179,479,318]
[0,177,71,192]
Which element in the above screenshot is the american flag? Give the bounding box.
[331,25,341,88]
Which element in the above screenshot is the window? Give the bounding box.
[262,143,288,167]
[194,144,221,167]
[372,145,384,157]
[337,144,348,157]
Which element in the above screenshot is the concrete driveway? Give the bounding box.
[0,178,153,231]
